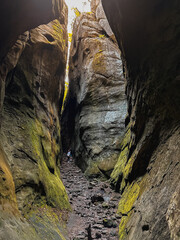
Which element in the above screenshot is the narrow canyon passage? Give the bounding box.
[61,157,120,239]
[0,0,179,240]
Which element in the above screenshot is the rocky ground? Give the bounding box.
[60,156,121,240]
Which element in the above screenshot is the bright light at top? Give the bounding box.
[65,0,91,33]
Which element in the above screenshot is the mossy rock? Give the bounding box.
[110,125,133,190]
[30,118,70,210]
[0,143,19,214]
[85,154,119,179]
[118,180,146,240]
[118,182,140,215]
[26,204,68,240]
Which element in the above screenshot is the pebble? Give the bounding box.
[60,157,121,239]
[96,232,102,238]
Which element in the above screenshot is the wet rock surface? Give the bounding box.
[61,157,121,239]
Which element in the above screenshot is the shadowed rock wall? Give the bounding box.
[1,18,69,212]
[102,0,180,239]
[0,1,70,239]
[0,0,65,62]
[62,0,127,178]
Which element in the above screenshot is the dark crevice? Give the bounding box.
[128,122,161,183]
[61,96,78,152]
[48,167,55,174]
[39,181,46,196]
[97,166,112,179]
[86,224,92,240]
[40,92,45,99]
[142,224,150,231]
[17,149,37,164]
[115,173,123,192]
[56,135,60,144]
[56,153,60,165]
[35,81,40,89]
[44,33,55,42]
[5,98,21,108]
[16,181,46,196]
[125,114,130,126]
[22,97,34,109]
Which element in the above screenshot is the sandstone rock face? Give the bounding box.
[0,0,65,62]
[0,0,68,115]
[1,18,69,211]
[91,0,114,37]
[102,0,180,239]
[0,144,18,214]
[62,1,127,177]
[167,185,180,240]
[0,1,70,239]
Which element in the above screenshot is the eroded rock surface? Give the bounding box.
[1,18,69,211]
[167,185,180,240]
[0,1,70,239]
[62,1,127,178]
[102,0,180,239]
[0,0,65,62]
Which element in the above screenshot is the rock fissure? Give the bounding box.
[17,149,37,164]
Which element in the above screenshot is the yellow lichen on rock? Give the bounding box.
[119,215,132,240]
[30,118,70,210]
[118,182,140,240]
[27,203,68,240]
[92,49,106,73]
[0,144,19,214]
[52,19,67,53]
[118,182,140,215]
[111,146,129,184]
[39,159,70,210]
[110,125,132,190]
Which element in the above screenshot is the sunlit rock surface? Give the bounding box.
[0,1,70,239]
[62,0,127,177]
[102,0,180,239]
[167,185,180,240]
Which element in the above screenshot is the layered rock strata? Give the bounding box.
[0,1,70,239]
[62,0,127,177]
[102,0,180,239]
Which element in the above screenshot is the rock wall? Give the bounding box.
[0,0,65,62]
[0,1,70,239]
[102,0,180,239]
[62,0,127,178]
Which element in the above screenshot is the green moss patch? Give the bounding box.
[30,118,70,210]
